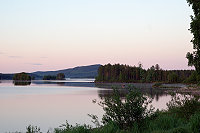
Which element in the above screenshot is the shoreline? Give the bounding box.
[96,82,200,96]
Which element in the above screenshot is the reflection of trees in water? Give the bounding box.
[98,89,129,99]
[142,88,169,101]
[32,81,95,87]
[56,82,66,86]
[96,83,170,101]
[13,81,31,86]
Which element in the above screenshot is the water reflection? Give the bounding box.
[32,80,95,87]
[13,81,31,86]
[3,80,173,102]
[0,79,178,132]
[96,83,170,102]
[10,80,172,102]
[97,88,169,101]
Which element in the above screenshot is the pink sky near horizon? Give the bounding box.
[0,0,195,73]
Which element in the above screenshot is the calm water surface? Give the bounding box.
[0,79,173,132]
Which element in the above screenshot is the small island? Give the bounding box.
[13,72,31,85]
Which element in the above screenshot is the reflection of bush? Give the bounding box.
[56,82,65,86]
[97,84,168,102]
[13,81,31,86]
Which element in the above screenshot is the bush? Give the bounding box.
[148,113,184,132]
[189,112,200,133]
[100,86,154,129]
[54,121,91,133]
[26,125,41,133]
[167,93,200,119]
[184,71,200,84]
[167,126,190,133]
[94,121,120,133]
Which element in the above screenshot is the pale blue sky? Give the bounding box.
[0,0,194,73]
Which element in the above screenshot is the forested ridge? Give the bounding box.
[95,63,194,83]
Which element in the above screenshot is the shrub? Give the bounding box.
[184,71,200,84]
[167,93,200,119]
[54,121,91,133]
[26,125,41,133]
[94,121,120,133]
[100,86,154,129]
[168,127,190,133]
[189,112,200,133]
[148,113,184,131]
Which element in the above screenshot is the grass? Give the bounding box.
[25,112,200,133]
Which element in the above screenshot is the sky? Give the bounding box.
[0,0,194,73]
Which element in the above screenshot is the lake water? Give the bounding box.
[0,79,174,132]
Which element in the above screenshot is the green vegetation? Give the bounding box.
[43,75,56,80]
[22,86,200,133]
[184,71,200,84]
[12,72,32,85]
[95,64,193,83]
[13,72,31,81]
[56,73,65,80]
[26,125,41,133]
[186,0,200,75]
[167,72,178,83]
[100,88,154,129]
[43,73,65,80]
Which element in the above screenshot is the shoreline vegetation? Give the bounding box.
[16,86,200,133]
[8,66,200,95]
[95,63,195,84]
[95,63,200,95]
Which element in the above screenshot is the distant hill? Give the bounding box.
[0,64,101,80]
[33,64,101,79]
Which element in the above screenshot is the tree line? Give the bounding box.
[95,63,194,83]
[43,73,65,80]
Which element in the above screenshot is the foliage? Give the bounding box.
[167,93,200,119]
[186,0,200,74]
[88,114,101,128]
[56,73,65,80]
[189,112,200,133]
[26,125,41,133]
[54,121,91,133]
[95,64,194,83]
[93,121,121,133]
[167,72,178,83]
[99,86,154,129]
[13,72,31,81]
[148,113,184,131]
[43,75,56,80]
[184,71,200,84]
[43,73,65,80]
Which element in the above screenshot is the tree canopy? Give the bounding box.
[186,0,200,74]
[43,73,65,80]
[56,73,65,80]
[95,64,193,83]
[13,72,31,81]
